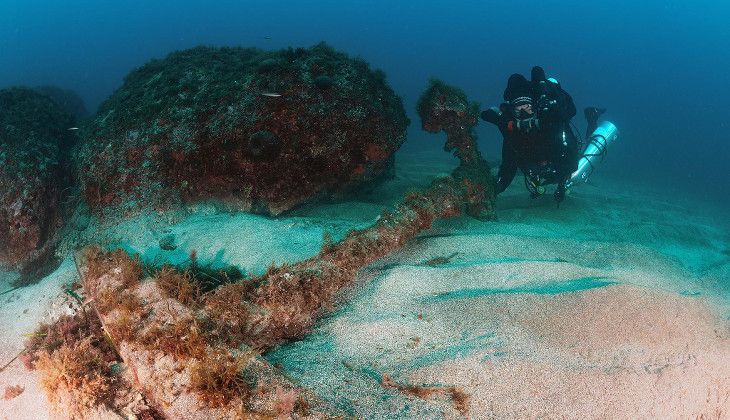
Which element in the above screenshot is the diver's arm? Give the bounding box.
[531,67,576,122]
[539,85,576,122]
[481,104,510,129]
[554,87,577,120]
[546,85,578,183]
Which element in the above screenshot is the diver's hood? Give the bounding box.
[503,73,533,103]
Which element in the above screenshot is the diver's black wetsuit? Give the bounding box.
[482,68,579,199]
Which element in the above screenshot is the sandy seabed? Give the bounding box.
[1,153,728,419]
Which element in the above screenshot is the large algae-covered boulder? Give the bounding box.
[79,43,409,216]
[0,87,76,269]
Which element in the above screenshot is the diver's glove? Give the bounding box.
[480,107,502,125]
[516,116,540,133]
[554,182,566,204]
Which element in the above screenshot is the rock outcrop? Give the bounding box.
[0,87,76,271]
[78,43,409,216]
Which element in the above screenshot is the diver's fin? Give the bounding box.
[584,107,606,138]
[584,107,606,123]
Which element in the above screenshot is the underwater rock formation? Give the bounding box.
[34,85,90,120]
[78,43,409,216]
[0,87,76,271]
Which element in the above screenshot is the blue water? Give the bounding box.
[2,1,729,207]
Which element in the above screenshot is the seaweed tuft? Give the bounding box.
[189,350,255,408]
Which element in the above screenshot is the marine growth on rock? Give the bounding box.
[0,87,76,271]
[78,43,409,216]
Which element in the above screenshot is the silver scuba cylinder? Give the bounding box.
[567,121,618,188]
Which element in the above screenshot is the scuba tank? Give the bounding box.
[566,121,619,188]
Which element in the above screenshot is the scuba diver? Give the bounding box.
[481,66,606,204]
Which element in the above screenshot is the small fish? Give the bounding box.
[260,92,282,97]
[22,332,47,338]
[67,127,79,131]
[424,252,460,267]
